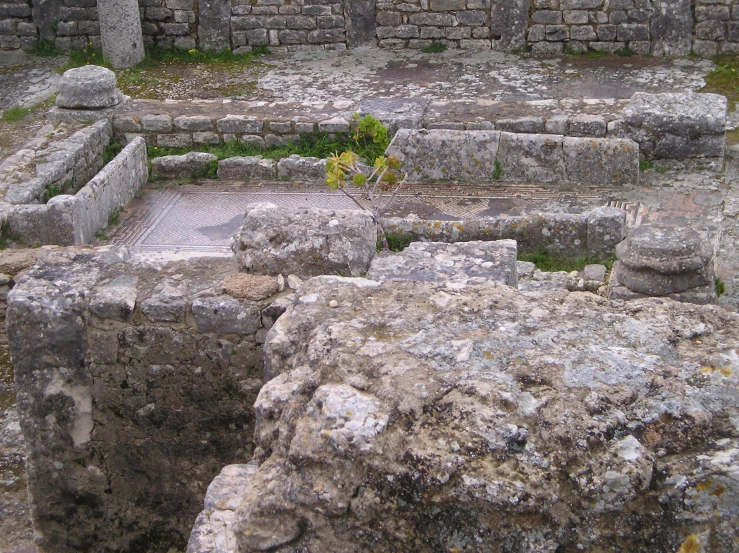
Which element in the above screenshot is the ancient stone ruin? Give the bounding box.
[1,14,738,553]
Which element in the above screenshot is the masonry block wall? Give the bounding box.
[0,0,34,50]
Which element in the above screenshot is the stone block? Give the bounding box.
[318,116,350,132]
[156,133,192,147]
[563,137,639,186]
[217,156,277,180]
[570,24,597,40]
[368,240,518,287]
[386,129,502,182]
[456,9,486,25]
[532,10,562,24]
[198,0,231,51]
[615,262,714,295]
[587,206,626,258]
[192,296,262,335]
[568,114,607,137]
[545,24,569,40]
[89,275,138,321]
[563,10,589,23]
[695,20,726,40]
[142,113,174,132]
[174,115,213,131]
[409,12,453,25]
[56,65,123,109]
[276,155,326,182]
[616,22,649,40]
[232,203,377,278]
[497,132,566,183]
[650,0,692,56]
[495,116,545,133]
[216,115,264,133]
[98,0,145,68]
[150,152,218,179]
[545,115,569,135]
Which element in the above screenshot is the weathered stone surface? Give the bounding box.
[615,261,714,295]
[386,129,501,182]
[587,206,626,258]
[198,0,231,51]
[7,251,265,553]
[368,240,518,287]
[220,273,280,300]
[563,136,639,186]
[358,96,430,132]
[192,296,262,335]
[276,155,326,182]
[609,265,718,305]
[497,132,566,183]
[568,114,607,137]
[151,152,217,179]
[650,0,693,56]
[88,275,138,320]
[345,0,376,46]
[186,463,259,553]
[231,276,739,553]
[621,92,727,160]
[232,203,377,278]
[491,0,529,51]
[98,0,145,69]
[217,157,277,180]
[56,65,123,109]
[616,225,713,274]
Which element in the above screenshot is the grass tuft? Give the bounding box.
[421,41,447,54]
[377,233,414,252]
[30,38,64,57]
[518,246,616,273]
[2,106,30,122]
[701,56,739,111]
[103,139,124,165]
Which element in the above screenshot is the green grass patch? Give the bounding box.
[518,246,616,273]
[639,159,654,171]
[103,139,124,165]
[30,38,65,57]
[377,233,414,252]
[108,207,121,226]
[701,56,739,111]
[421,41,447,54]
[492,160,503,180]
[149,130,388,168]
[511,44,532,54]
[615,46,634,57]
[2,106,30,122]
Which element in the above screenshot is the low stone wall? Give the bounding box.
[382,206,626,259]
[387,129,640,185]
[7,250,288,553]
[1,119,111,206]
[6,136,148,246]
[0,0,34,50]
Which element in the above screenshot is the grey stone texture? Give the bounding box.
[229,275,739,552]
[563,136,639,186]
[276,155,326,182]
[55,65,123,109]
[368,239,519,287]
[217,156,277,180]
[620,92,727,160]
[231,202,377,278]
[7,251,280,553]
[610,225,717,303]
[150,152,218,179]
[198,0,231,51]
[97,0,145,69]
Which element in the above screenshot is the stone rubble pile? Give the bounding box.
[609,225,717,304]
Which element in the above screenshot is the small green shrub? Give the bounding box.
[30,38,64,57]
[378,233,414,252]
[103,139,124,165]
[715,277,725,297]
[2,106,29,122]
[42,183,63,203]
[615,46,634,57]
[639,159,654,171]
[108,207,121,226]
[421,41,447,54]
[492,160,503,180]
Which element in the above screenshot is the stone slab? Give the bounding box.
[98,0,145,69]
[496,132,567,183]
[563,136,639,186]
[358,97,430,132]
[368,239,518,287]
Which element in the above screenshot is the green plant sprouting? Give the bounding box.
[421,41,447,54]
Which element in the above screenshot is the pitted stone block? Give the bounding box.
[616,226,713,274]
[89,275,138,320]
[56,65,123,109]
[497,132,566,183]
[368,240,518,287]
[192,296,262,335]
[563,137,639,186]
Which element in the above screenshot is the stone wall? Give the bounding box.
[1,0,736,55]
[7,250,285,553]
[0,0,34,50]
[231,0,347,53]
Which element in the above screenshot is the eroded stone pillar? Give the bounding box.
[98,0,144,69]
[198,0,232,51]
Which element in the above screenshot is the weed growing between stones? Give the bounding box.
[518,245,616,272]
[421,41,447,53]
[715,277,725,297]
[492,160,503,180]
[30,38,65,57]
[378,233,414,252]
[615,46,634,57]
[702,56,739,111]
[103,139,124,165]
[639,159,654,171]
[1,106,30,123]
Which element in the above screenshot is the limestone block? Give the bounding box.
[217,157,277,180]
[569,114,607,137]
[367,240,518,287]
[616,225,713,274]
[587,206,626,258]
[614,262,714,295]
[276,155,327,182]
[174,115,214,131]
[142,114,173,132]
[98,0,145,69]
[150,152,217,179]
[216,115,264,134]
[385,129,502,182]
[563,136,639,186]
[357,96,430,132]
[192,296,262,335]
[198,0,232,51]
[496,132,566,183]
[56,65,123,109]
[495,116,545,133]
[232,202,377,278]
[89,275,138,320]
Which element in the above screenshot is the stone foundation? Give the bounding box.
[6,249,287,553]
[1,0,735,56]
